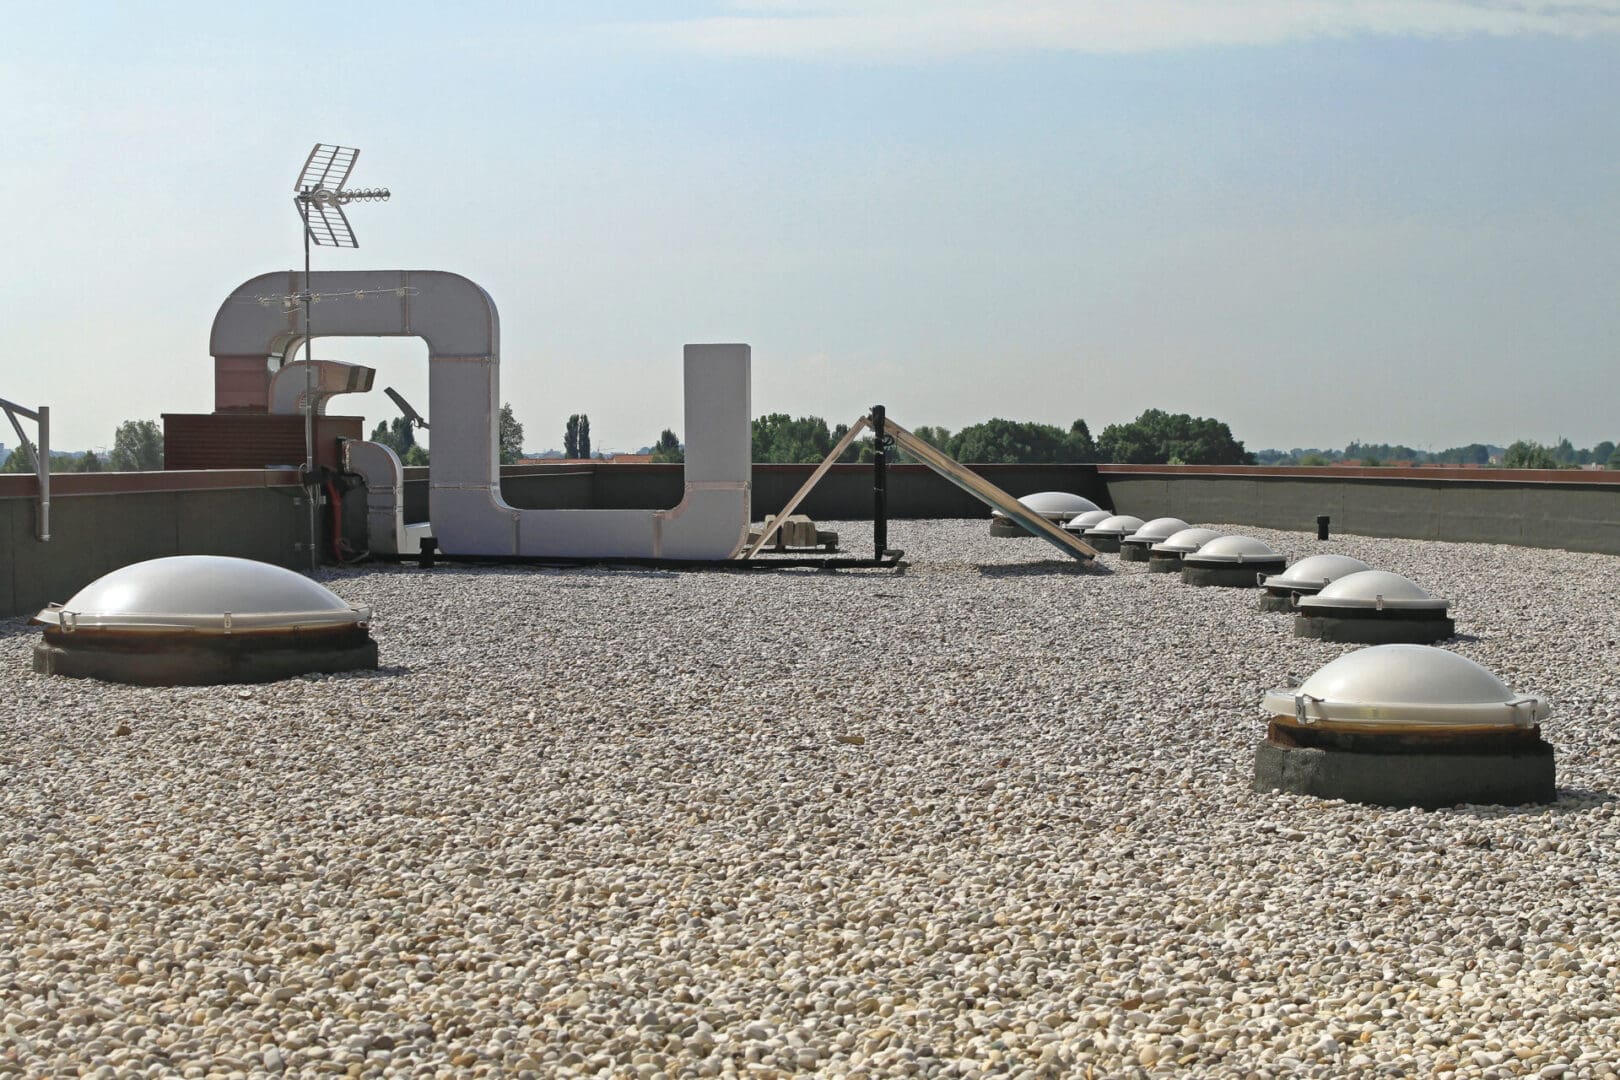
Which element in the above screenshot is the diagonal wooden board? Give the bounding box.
[740,413,1097,562]
[741,415,871,559]
[883,419,1098,562]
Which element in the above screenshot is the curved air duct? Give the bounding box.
[268,360,376,416]
[211,270,751,559]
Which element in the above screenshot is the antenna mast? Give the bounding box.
[292,143,390,572]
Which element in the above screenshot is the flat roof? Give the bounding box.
[2,520,1617,1075]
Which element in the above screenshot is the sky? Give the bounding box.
[3,1,1619,456]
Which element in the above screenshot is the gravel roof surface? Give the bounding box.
[3,519,1619,1078]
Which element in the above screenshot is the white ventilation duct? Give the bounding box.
[268,360,376,416]
[211,272,750,559]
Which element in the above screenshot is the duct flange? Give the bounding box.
[32,556,378,686]
[1147,527,1224,574]
[1118,517,1190,562]
[1254,645,1554,808]
[1258,554,1372,612]
[1293,570,1454,643]
[1081,515,1145,554]
[1179,535,1285,587]
[989,492,1100,537]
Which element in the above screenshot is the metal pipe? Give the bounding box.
[871,404,888,563]
[303,219,318,572]
[37,405,49,541]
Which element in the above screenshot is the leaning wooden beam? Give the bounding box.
[741,415,871,559]
[884,419,1098,562]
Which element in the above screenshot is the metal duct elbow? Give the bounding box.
[269,360,376,415]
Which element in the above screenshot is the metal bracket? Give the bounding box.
[1294,692,1323,725]
[1,396,49,542]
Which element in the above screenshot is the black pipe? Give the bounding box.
[871,405,888,564]
[1317,515,1331,541]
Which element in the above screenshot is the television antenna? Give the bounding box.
[292,143,390,570]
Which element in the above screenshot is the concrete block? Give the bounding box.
[1254,738,1555,809]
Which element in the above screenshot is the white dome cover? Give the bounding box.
[990,491,1100,520]
[1063,509,1114,532]
[1084,514,1145,537]
[36,556,370,632]
[1185,535,1282,563]
[1298,569,1448,611]
[1262,644,1548,728]
[1263,554,1373,591]
[1123,517,1191,544]
[1151,527,1224,554]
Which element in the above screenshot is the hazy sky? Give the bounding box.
[4,1,1619,455]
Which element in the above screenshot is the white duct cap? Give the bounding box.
[1263,554,1373,592]
[1084,514,1145,539]
[1297,570,1449,612]
[991,491,1100,521]
[1123,517,1191,544]
[35,556,370,633]
[1262,644,1548,729]
[1185,535,1281,563]
[1063,509,1114,533]
[1151,527,1224,554]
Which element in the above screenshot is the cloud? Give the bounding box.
[612,1,1620,60]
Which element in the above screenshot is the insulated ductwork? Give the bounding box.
[269,360,376,416]
[211,271,750,559]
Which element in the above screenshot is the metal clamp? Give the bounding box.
[1294,692,1323,725]
[1505,698,1539,728]
[60,609,77,634]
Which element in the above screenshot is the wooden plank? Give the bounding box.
[741,416,871,559]
[884,419,1098,562]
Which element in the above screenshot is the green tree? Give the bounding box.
[1299,452,1330,467]
[1067,419,1097,462]
[564,413,591,459]
[1434,443,1491,465]
[1551,437,1577,467]
[499,403,525,465]
[368,417,416,457]
[1096,409,1252,465]
[1,446,31,473]
[108,419,164,471]
[1504,440,1559,469]
[752,414,837,463]
[650,428,684,463]
[952,419,1076,463]
[79,450,102,472]
[402,445,429,467]
[1593,440,1616,468]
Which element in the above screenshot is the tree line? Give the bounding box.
[736,409,1252,465]
[1255,437,1618,469]
[0,419,164,473]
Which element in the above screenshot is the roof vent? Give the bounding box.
[1079,514,1145,553]
[32,556,378,685]
[1146,527,1224,573]
[1294,570,1454,643]
[1180,535,1285,587]
[990,492,1101,537]
[1118,517,1190,562]
[1255,645,1554,807]
[1258,554,1371,612]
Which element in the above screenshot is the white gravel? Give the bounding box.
[2,519,1619,1079]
